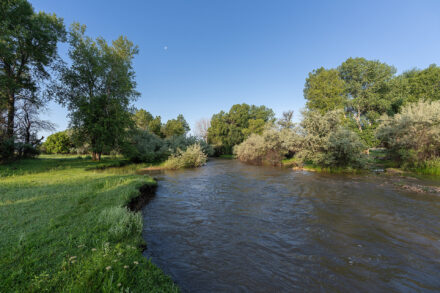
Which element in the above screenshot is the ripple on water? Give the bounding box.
[143,159,440,292]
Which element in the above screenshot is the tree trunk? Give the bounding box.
[92,151,102,161]
[355,108,362,132]
[7,91,15,139]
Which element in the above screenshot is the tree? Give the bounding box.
[162,116,187,138]
[194,118,210,142]
[148,116,162,137]
[0,0,65,143]
[277,110,295,129]
[387,65,440,109]
[15,99,55,146]
[207,103,275,154]
[338,57,396,131]
[43,130,72,154]
[55,23,139,160]
[133,108,153,130]
[304,68,347,113]
[177,114,190,133]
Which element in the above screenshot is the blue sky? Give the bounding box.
[31,0,440,136]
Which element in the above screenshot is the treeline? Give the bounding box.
[1,1,439,173]
[0,1,210,167]
[228,58,440,173]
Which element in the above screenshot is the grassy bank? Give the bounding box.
[0,156,178,292]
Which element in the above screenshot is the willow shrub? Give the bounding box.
[234,128,300,166]
[235,110,367,168]
[164,143,208,169]
[377,100,440,166]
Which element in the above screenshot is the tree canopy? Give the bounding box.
[0,0,65,159]
[207,103,275,154]
[55,23,138,160]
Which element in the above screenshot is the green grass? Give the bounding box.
[0,156,178,292]
[219,154,235,159]
[410,158,440,176]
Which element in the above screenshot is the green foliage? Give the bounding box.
[43,131,72,154]
[304,67,347,113]
[325,127,366,167]
[99,207,142,242]
[162,116,187,138]
[164,144,208,169]
[122,130,213,163]
[165,135,214,157]
[377,100,440,165]
[207,103,275,154]
[235,110,366,169]
[0,0,65,155]
[338,58,396,130]
[0,156,177,292]
[388,65,440,107]
[121,130,168,163]
[55,23,139,160]
[234,127,300,166]
[133,109,154,130]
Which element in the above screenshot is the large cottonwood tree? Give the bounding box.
[0,0,65,149]
[56,23,139,160]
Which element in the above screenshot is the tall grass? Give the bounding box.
[412,158,440,176]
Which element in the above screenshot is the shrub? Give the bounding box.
[234,127,301,165]
[0,137,15,162]
[43,131,72,154]
[324,127,366,167]
[377,100,440,165]
[165,135,214,157]
[99,207,142,242]
[164,144,207,169]
[121,130,168,163]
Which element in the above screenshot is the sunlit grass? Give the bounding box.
[411,158,440,176]
[0,156,177,292]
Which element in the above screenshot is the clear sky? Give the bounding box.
[31,0,440,137]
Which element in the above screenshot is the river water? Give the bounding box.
[142,159,440,292]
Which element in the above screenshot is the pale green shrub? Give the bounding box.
[99,207,142,241]
[377,100,440,164]
[234,127,301,165]
[164,143,208,169]
[324,127,366,167]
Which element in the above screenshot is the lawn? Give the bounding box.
[0,155,178,292]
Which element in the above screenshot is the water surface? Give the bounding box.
[142,159,440,292]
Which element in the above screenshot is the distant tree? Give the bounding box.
[241,118,266,137]
[43,131,72,154]
[277,110,295,129]
[177,114,190,133]
[55,23,139,160]
[338,57,396,131]
[194,118,210,141]
[148,116,163,137]
[387,64,440,110]
[133,109,153,130]
[0,0,65,140]
[207,103,275,154]
[304,68,347,113]
[162,116,187,138]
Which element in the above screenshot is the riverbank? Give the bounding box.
[0,156,178,292]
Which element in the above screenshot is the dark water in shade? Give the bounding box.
[141,159,440,292]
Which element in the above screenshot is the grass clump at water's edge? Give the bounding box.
[0,156,178,292]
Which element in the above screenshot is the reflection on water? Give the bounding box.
[142,159,440,292]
